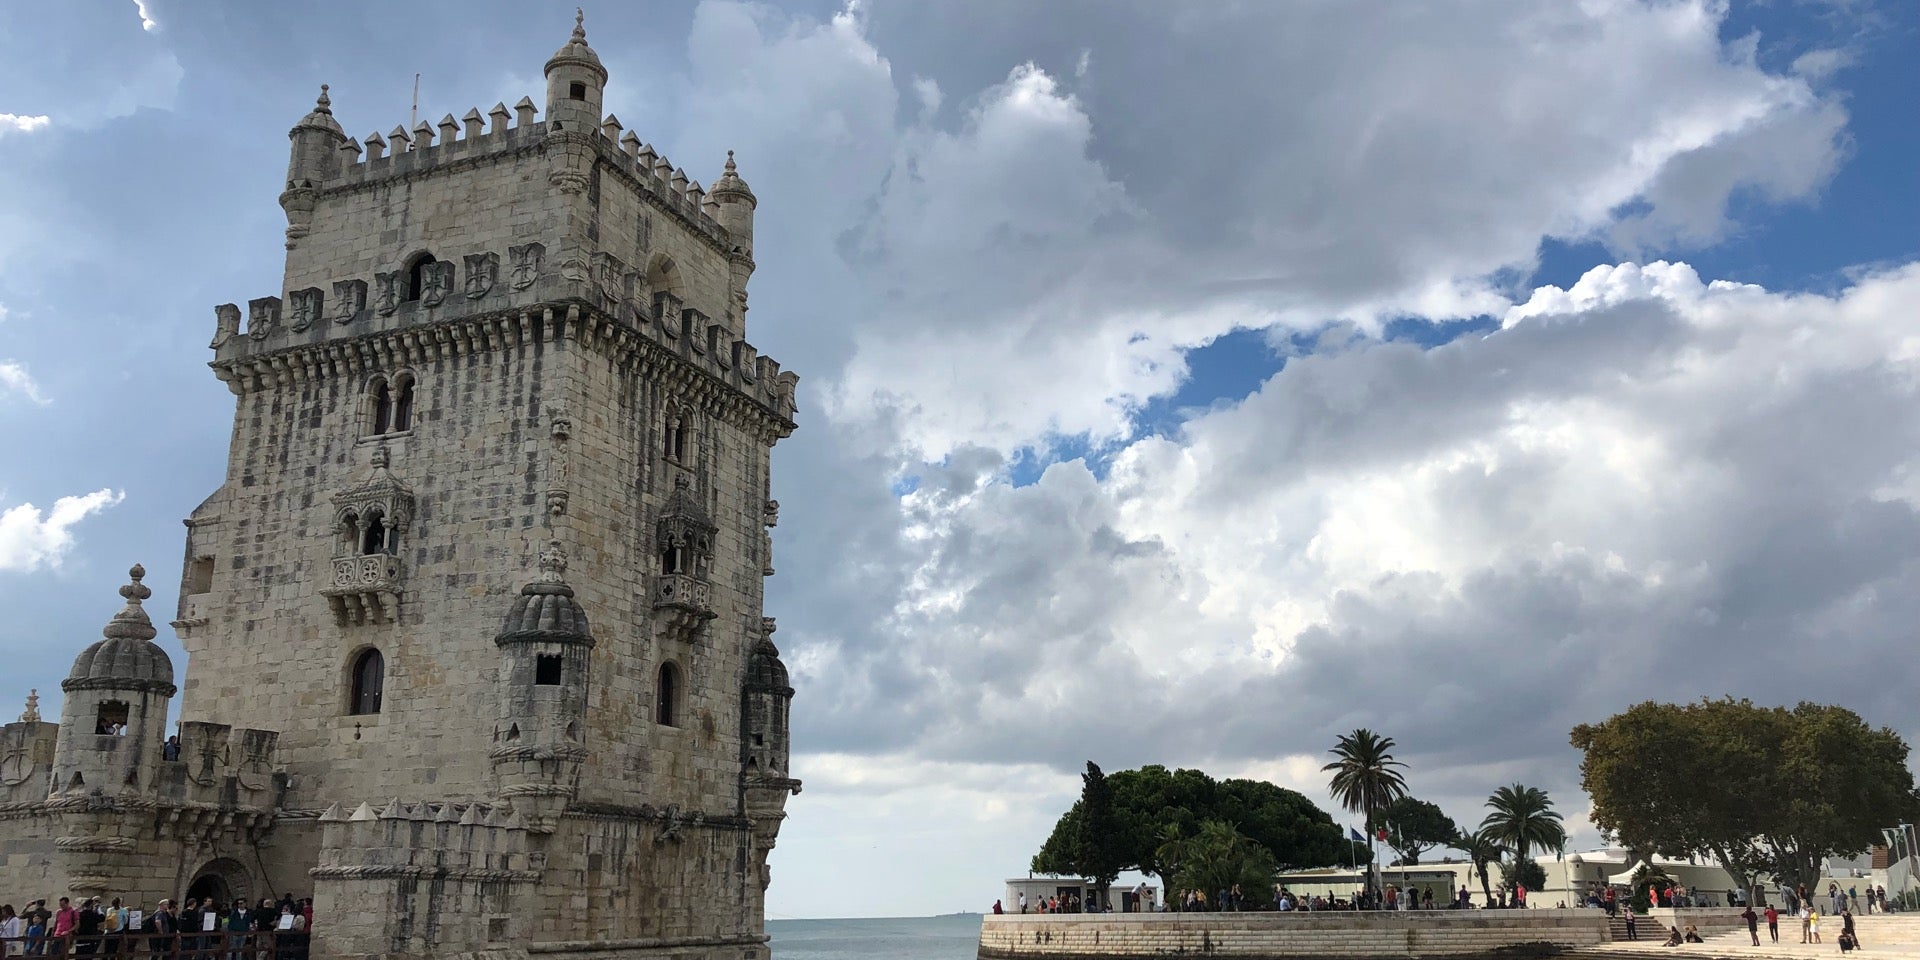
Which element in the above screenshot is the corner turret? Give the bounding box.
[712,151,759,326]
[49,565,176,799]
[543,10,607,133]
[490,542,592,832]
[281,85,348,248]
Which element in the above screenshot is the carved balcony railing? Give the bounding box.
[322,554,402,625]
[651,572,715,642]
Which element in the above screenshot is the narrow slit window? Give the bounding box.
[656,663,679,727]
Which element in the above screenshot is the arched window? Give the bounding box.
[370,379,393,435]
[360,512,388,556]
[337,510,361,555]
[349,649,385,715]
[656,663,679,727]
[405,253,436,301]
[661,539,684,575]
[392,373,415,431]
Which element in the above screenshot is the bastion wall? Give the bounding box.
[978,911,1613,960]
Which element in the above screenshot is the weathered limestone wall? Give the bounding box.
[978,912,1612,960]
[180,331,567,808]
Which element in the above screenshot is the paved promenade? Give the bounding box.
[1586,914,1920,960]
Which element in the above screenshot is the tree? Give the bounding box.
[1322,728,1410,871]
[1451,828,1506,906]
[1167,820,1278,905]
[1380,797,1456,866]
[1072,762,1126,902]
[1480,784,1565,865]
[1503,858,1547,898]
[1572,698,1920,896]
[1032,765,1358,896]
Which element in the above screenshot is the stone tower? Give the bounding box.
[3,13,801,959]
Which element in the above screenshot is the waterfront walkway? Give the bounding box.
[1588,915,1920,960]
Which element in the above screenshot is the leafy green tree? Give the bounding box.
[1381,797,1456,866]
[1572,698,1920,896]
[1322,728,1410,869]
[1168,820,1279,905]
[1502,857,1547,898]
[1033,764,1358,896]
[1480,784,1565,864]
[1451,828,1506,905]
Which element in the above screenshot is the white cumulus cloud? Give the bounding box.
[132,0,157,31]
[0,361,49,405]
[0,114,50,136]
[0,490,125,573]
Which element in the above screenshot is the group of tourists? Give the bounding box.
[0,894,312,958]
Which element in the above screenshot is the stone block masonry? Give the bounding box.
[0,12,799,960]
[978,911,1613,960]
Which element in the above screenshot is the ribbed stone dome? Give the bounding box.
[292,84,345,138]
[64,565,176,694]
[496,542,594,645]
[709,151,756,206]
[545,9,606,79]
[746,639,790,694]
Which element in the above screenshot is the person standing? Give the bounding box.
[51,898,77,955]
[225,899,251,960]
[1810,906,1823,944]
[1742,904,1759,946]
[1764,903,1780,942]
[1,905,22,958]
[1624,904,1637,941]
[1017,892,1026,915]
[74,900,102,956]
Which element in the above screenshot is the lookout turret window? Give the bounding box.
[95,701,129,735]
[535,655,563,686]
[568,82,586,101]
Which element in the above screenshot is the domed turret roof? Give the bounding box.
[746,637,791,694]
[545,9,607,81]
[291,84,345,139]
[709,151,756,207]
[64,565,176,695]
[496,541,594,646]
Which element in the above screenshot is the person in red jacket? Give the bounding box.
[1764,904,1780,943]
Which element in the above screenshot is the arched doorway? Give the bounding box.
[187,858,249,909]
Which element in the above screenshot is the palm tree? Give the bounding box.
[1322,729,1410,872]
[1479,783,1566,866]
[1452,828,1507,906]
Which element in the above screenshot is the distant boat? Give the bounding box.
[935,911,983,918]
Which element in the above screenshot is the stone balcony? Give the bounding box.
[322,554,402,625]
[651,572,715,642]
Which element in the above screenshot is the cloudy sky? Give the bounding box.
[3,0,1919,919]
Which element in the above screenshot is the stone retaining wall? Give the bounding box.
[979,911,1612,959]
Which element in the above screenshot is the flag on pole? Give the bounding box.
[1349,827,1366,843]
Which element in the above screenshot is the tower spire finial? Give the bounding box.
[574,7,586,41]
[725,150,737,174]
[316,83,332,113]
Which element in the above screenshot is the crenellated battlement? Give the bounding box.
[316,95,732,248]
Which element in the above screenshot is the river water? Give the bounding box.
[768,914,982,960]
